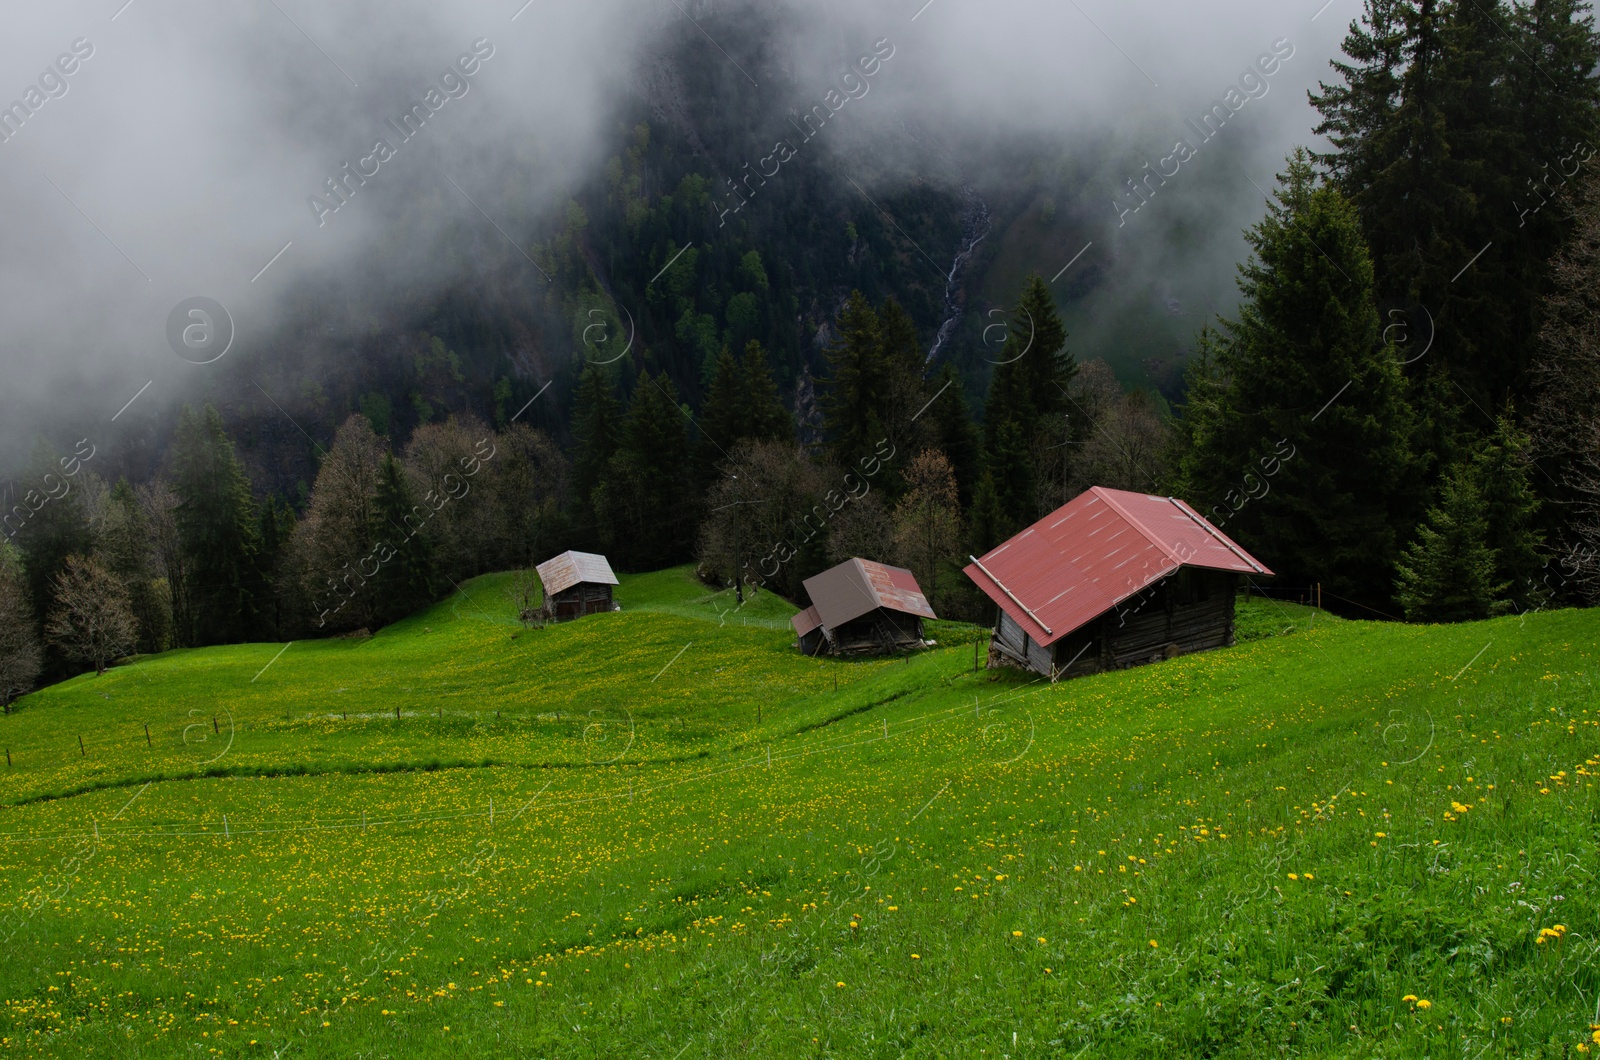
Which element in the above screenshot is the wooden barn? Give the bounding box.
[791,558,938,656]
[963,487,1273,680]
[535,550,619,622]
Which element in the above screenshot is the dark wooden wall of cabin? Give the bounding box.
[548,583,614,621]
[1094,569,1236,670]
[989,569,1239,678]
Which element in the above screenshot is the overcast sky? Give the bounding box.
[0,0,1354,468]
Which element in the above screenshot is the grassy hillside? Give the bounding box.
[0,567,1596,1058]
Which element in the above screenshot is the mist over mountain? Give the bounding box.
[0,0,1346,494]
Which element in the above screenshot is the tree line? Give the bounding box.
[4,0,1599,701]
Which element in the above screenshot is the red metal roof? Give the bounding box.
[802,558,937,632]
[962,487,1272,648]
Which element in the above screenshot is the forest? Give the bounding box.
[3,0,1600,701]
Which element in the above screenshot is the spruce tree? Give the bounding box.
[699,345,745,477]
[1178,151,1421,613]
[170,405,259,645]
[1395,462,1506,622]
[598,370,691,569]
[1473,412,1544,610]
[370,454,435,626]
[571,363,622,545]
[982,274,1074,532]
[255,495,294,642]
[822,292,885,466]
[739,340,793,445]
[1014,274,1074,420]
[877,299,930,455]
[1312,0,1600,411]
[696,340,790,482]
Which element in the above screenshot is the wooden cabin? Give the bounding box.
[791,558,937,656]
[535,550,619,622]
[963,487,1273,680]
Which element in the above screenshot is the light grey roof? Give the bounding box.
[802,558,937,632]
[536,550,619,596]
[791,604,824,637]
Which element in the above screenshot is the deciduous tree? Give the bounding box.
[45,554,136,676]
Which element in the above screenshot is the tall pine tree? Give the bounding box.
[170,405,259,645]
[1178,151,1422,613]
[1395,462,1506,621]
[370,454,435,626]
[571,364,622,547]
[981,273,1075,535]
[822,292,886,468]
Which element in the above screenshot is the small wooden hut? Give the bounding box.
[535,550,619,622]
[963,487,1272,680]
[791,558,937,656]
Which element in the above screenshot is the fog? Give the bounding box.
[0,0,1353,469]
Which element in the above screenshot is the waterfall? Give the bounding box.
[926,189,992,364]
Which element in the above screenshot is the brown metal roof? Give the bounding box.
[535,550,619,597]
[791,604,824,637]
[963,487,1272,648]
[802,558,937,632]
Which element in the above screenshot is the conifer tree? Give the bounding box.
[1312,0,1600,410]
[699,345,744,477]
[822,292,885,466]
[597,370,692,569]
[370,454,435,626]
[877,299,930,455]
[1472,412,1544,610]
[255,495,294,642]
[1395,462,1506,622]
[571,363,622,542]
[1178,151,1421,613]
[170,405,258,645]
[739,340,793,446]
[981,274,1074,533]
[699,340,792,481]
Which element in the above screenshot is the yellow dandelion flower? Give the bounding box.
[835,981,845,988]
[1416,999,1432,1010]
[1012,930,1023,937]
[1148,940,1158,948]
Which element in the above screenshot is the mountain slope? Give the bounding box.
[0,569,1595,1057]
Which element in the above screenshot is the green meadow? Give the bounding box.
[0,566,1595,1057]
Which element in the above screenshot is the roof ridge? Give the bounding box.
[1166,497,1270,574]
[1090,486,1182,566]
